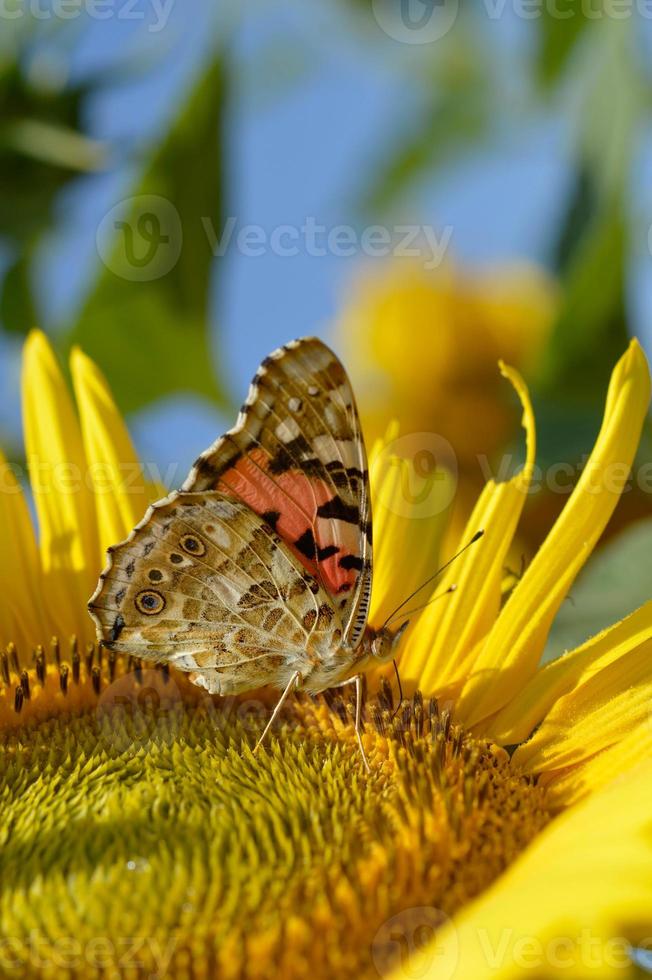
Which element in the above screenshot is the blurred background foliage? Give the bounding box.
[0,2,651,628]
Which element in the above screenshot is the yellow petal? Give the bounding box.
[400,363,535,697]
[368,421,453,629]
[0,448,51,648]
[511,634,652,775]
[70,346,159,556]
[487,601,652,744]
[22,330,99,642]
[405,760,652,980]
[542,724,652,808]
[458,340,651,728]
[369,419,400,462]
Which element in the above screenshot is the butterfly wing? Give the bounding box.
[88,492,346,695]
[183,338,372,649]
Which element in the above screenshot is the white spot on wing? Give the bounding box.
[275,418,301,443]
[207,524,231,549]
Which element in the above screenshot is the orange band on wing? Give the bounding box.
[217,449,362,598]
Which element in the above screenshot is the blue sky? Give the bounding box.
[1,1,651,478]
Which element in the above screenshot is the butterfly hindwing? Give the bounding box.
[88,492,346,695]
[183,338,372,649]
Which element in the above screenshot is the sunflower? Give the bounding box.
[1,330,651,979]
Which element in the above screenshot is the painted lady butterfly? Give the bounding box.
[88,338,409,768]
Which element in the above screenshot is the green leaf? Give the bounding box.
[0,57,105,246]
[544,520,652,662]
[362,89,487,215]
[360,40,491,215]
[533,189,643,479]
[65,56,229,414]
[0,34,111,336]
[538,23,644,404]
[537,2,590,86]
[0,251,38,335]
[540,198,629,406]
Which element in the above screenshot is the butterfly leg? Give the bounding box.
[253,670,301,757]
[353,674,371,774]
[330,674,370,774]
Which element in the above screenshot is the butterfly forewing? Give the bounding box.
[182,338,372,648]
[88,492,346,695]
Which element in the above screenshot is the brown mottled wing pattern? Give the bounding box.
[88,492,346,695]
[182,338,372,649]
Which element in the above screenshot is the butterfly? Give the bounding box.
[88,338,409,769]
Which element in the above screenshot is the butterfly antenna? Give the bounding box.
[385,584,457,628]
[391,658,404,718]
[381,530,484,630]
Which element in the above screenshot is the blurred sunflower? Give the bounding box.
[338,259,557,466]
[1,330,652,979]
[337,258,563,562]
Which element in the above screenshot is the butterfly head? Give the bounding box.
[368,619,410,664]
